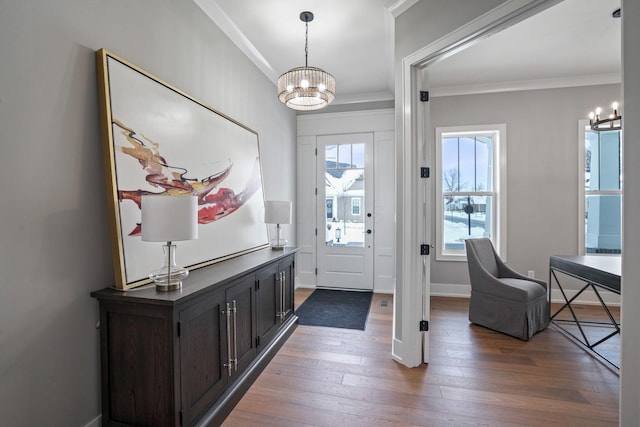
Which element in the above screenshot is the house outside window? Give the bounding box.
[435,124,506,261]
[579,121,621,254]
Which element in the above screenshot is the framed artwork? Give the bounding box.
[96,49,269,290]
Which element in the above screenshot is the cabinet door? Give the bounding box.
[256,262,280,347]
[226,274,257,375]
[279,256,295,321]
[179,287,228,426]
[104,305,175,427]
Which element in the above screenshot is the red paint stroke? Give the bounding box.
[112,120,261,236]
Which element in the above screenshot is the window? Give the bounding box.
[351,198,361,216]
[436,125,506,260]
[579,121,621,254]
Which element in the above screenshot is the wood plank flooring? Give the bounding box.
[223,290,619,426]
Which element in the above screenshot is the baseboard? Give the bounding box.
[430,283,620,307]
[84,415,101,427]
[431,283,471,298]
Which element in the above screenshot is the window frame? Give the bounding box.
[435,124,507,261]
[577,119,622,255]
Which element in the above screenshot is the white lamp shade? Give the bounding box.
[264,201,292,225]
[141,195,199,242]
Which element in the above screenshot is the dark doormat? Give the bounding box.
[296,289,373,330]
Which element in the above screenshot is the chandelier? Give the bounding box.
[589,102,622,132]
[277,11,336,111]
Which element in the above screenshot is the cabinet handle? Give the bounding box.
[232,300,238,372]
[224,302,232,376]
[276,271,284,321]
[281,271,286,322]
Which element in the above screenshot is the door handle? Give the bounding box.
[367,229,372,234]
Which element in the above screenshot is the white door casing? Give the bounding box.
[296,110,396,292]
[394,0,559,367]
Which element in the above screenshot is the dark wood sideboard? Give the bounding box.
[91,247,298,426]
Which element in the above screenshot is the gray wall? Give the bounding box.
[0,1,296,425]
[430,84,621,286]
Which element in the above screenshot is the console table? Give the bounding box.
[548,255,620,371]
[92,247,298,426]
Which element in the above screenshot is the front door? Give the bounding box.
[316,133,374,290]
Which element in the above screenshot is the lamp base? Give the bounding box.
[149,243,189,291]
[270,225,287,251]
[154,281,183,291]
[149,266,189,291]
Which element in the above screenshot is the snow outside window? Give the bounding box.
[435,125,506,261]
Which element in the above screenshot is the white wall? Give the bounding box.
[620,0,640,423]
[0,1,297,425]
[430,84,621,294]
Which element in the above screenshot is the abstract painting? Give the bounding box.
[96,49,269,289]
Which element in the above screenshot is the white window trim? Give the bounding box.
[578,120,587,255]
[577,119,622,255]
[435,124,507,261]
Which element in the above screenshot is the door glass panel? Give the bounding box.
[325,143,365,247]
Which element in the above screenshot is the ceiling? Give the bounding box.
[194,0,621,105]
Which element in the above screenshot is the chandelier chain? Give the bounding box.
[305,22,309,67]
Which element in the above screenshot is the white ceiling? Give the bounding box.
[194,0,621,105]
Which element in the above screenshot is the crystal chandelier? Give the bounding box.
[589,102,622,132]
[277,11,336,111]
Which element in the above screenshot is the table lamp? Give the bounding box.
[264,200,292,250]
[141,195,198,291]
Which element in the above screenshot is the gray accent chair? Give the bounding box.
[465,238,549,340]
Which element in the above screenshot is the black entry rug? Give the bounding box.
[296,289,373,330]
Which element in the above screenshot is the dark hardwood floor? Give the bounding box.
[223,289,619,426]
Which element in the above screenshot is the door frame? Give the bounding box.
[296,110,396,292]
[394,0,561,367]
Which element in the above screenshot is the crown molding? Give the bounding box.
[193,0,278,82]
[385,0,421,18]
[430,73,621,98]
